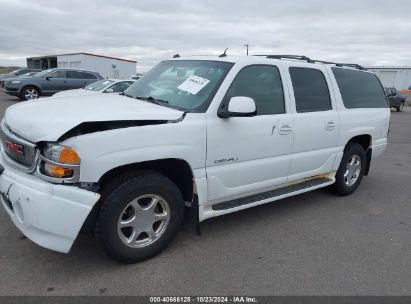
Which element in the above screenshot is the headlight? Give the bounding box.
[11,80,21,84]
[41,143,80,179]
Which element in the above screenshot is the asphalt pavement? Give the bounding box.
[0,91,410,296]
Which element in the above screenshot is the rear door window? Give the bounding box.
[332,68,388,108]
[289,67,332,113]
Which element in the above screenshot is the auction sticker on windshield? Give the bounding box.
[178,75,210,95]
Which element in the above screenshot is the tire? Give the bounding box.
[334,143,366,196]
[21,86,40,101]
[397,102,404,112]
[95,170,184,263]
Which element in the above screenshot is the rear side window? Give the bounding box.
[289,67,332,113]
[332,68,388,108]
[224,65,285,115]
[67,71,97,79]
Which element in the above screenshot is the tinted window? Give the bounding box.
[332,68,388,108]
[82,72,97,79]
[67,71,97,79]
[224,65,285,115]
[109,81,133,92]
[47,71,66,78]
[289,67,332,113]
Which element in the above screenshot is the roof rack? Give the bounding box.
[254,54,367,70]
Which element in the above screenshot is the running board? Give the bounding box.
[212,177,333,211]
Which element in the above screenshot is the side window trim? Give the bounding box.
[219,64,287,116]
[288,66,333,113]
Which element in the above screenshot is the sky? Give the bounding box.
[0,0,410,71]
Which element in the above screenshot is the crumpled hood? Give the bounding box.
[4,94,184,142]
[52,89,100,98]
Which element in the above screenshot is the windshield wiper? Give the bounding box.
[135,96,169,105]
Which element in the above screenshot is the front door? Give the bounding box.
[42,70,67,94]
[206,64,294,204]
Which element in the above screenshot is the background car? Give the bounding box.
[0,71,40,88]
[0,68,41,81]
[3,68,103,100]
[384,87,406,112]
[52,79,135,98]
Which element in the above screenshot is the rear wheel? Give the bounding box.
[22,86,40,100]
[334,143,366,196]
[95,171,184,263]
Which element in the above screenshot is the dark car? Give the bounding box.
[384,87,406,112]
[0,68,41,81]
[3,68,103,100]
[0,71,40,88]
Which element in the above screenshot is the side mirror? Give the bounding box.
[105,88,114,93]
[218,96,257,118]
[45,76,51,80]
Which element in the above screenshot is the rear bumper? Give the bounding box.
[0,157,100,253]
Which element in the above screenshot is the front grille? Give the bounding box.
[0,122,37,169]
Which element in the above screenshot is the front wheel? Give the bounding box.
[95,171,184,263]
[396,102,405,112]
[334,143,366,196]
[21,86,40,100]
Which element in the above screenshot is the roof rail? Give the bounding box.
[254,54,366,70]
[254,55,312,61]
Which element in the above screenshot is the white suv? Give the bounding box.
[0,55,390,263]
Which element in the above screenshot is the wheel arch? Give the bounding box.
[81,158,196,233]
[98,158,195,202]
[345,134,372,175]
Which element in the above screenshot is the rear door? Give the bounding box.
[283,63,339,181]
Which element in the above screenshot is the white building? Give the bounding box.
[27,52,137,79]
[367,66,411,90]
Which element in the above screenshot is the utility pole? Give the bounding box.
[244,44,249,56]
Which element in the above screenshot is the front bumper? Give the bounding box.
[0,156,100,253]
[3,86,20,96]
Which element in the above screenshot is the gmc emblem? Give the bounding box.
[4,141,23,155]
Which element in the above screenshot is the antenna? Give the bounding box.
[244,44,249,56]
[219,48,229,58]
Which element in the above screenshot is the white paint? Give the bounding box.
[227,96,256,114]
[0,55,390,254]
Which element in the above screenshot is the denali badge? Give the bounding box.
[214,157,238,164]
[4,141,23,155]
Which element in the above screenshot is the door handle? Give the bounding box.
[326,120,337,130]
[279,124,292,135]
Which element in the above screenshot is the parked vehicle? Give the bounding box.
[0,68,41,81]
[0,71,40,88]
[2,68,103,100]
[128,73,144,80]
[384,87,406,112]
[0,55,390,263]
[52,79,135,98]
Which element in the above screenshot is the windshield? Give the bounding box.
[124,60,233,112]
[85,80,115,91]
[34,69,55,77]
